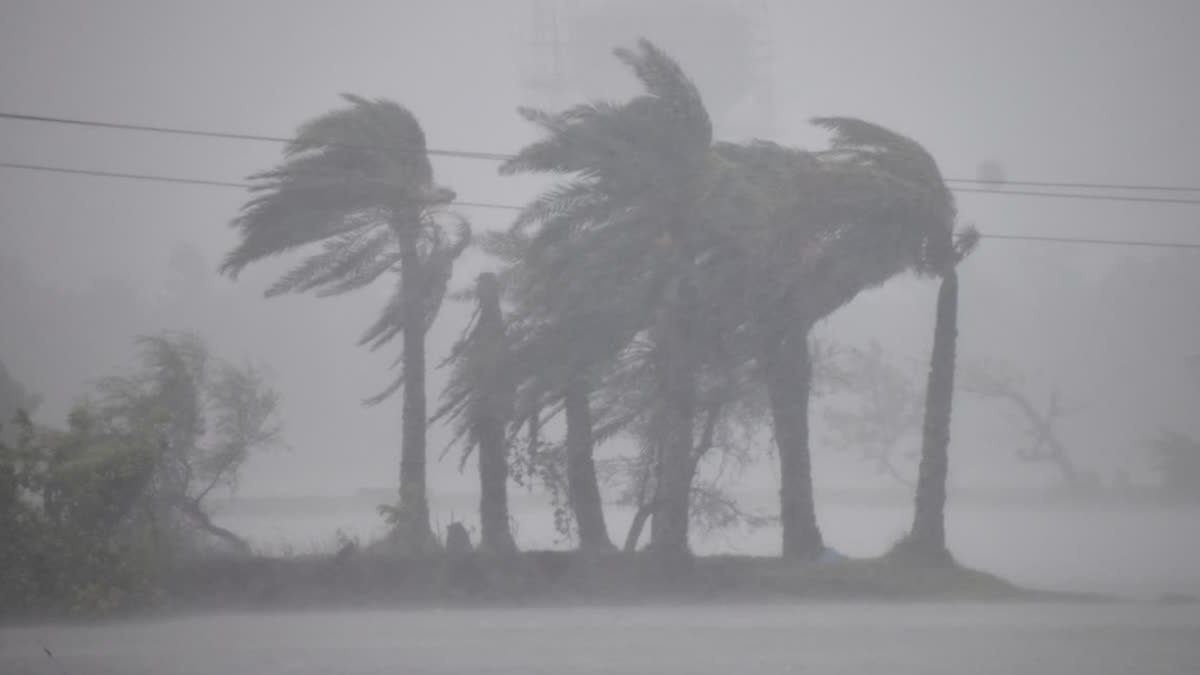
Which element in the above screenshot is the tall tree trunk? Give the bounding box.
[476,410,516,553]
[563,376,614,551]
[648,306,697,569]
[909,268,959,559]
[176,497,251,556]
[623,500,656,553]
[651,405,694,567]
[475,273,516,554]
[397,232,434,550]
[765,332,824,560]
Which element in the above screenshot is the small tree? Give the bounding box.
[0,360,40,446]
[1147,355,1200,500]
[432,274,517,553]
[93,333,283,554]
[822,341,923,487]
[0,407,164,615]
[960,360,1095,490]
[1149,430,1200,500]
[0,333,280,614]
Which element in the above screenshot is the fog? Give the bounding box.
[3,0,1198,492]
[2,0,1199,672]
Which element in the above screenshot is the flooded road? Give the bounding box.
[4,602,1198,674]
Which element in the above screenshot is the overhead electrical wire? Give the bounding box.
[977,233,1200,250]
[942,177,1200,194]
[0,111,512,162]
[4,110,1200,203]
[0,161,519,211]
[946,187,1200,206]
[3,160,1198,251]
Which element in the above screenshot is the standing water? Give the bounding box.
[3,603,1198,674]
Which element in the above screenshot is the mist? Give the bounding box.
[2,1,1199,673]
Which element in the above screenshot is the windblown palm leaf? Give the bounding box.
[223,95,449,276]
[220,94,470,399]
[222,95,468,548]
[811,116,958,273]
[501,40,741,557]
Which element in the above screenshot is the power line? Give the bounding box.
[949,186,1200,206]
[4,110,1200,200]
[980,233,1200,250]
[0,111,512,162]
[0,160,522,211]
[3,160,1198,251]
[0,160,248,190]
[944,177,1200,194]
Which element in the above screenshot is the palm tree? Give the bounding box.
[501,39,731,565]
[1149,430,1200,499]
[432,272,517,553]
[1147,359,1200,500]
[902,229,977,563]
[507,321,623,552]
[221,95,468,551]
[0,360,40,446]
[711,119,960,560]
[479,230,625,551]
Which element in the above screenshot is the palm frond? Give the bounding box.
[264,225,397,298]
[222,95,441,279]
[358,277,406,351]
[613,39,712,149]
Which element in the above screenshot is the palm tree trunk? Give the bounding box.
[477,410,516,553]
[563,376,614,551]
[623,499,656,553]
[651,405,694,567]
[643,294,698,567]
[398,233,434,550]
[909,268,959,559]
[648,349,696,567]
[475,273,517,554]
[765,332,824,560]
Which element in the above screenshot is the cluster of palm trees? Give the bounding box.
[222,41,977,566]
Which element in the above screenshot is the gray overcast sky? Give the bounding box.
[1,0,1198,497]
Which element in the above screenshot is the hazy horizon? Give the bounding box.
[2,0,1198,512]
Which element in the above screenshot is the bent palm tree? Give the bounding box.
[432,272,518,554]
[904,230,978,562]
[810,117,980,562]
[502,39,731,566]
[712,118,960,559]
[483,230,635,551]
[221,95,468,550]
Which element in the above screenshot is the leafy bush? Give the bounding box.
[0,333,282,617]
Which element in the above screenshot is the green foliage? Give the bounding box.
[431,273,515,463]
[0,408,163,616]
[220,94,470,403]
[498,38,972,556]
[822,341,924,485]
[0,359,41,447]
[1147,357,1200,499]
[1150,430,1200,499]
[0,333,281,617]
[223,94,448,276]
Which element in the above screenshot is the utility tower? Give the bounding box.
[743,0,777,139]
[524,0,571,107]
[524,0,776,137]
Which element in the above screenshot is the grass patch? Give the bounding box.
[157,549,1099,615]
